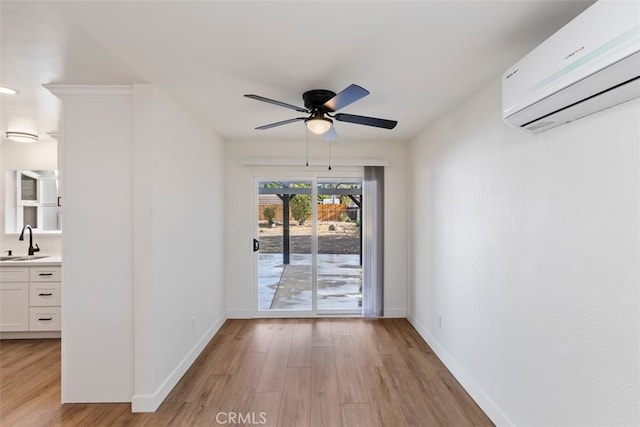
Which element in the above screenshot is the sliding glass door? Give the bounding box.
[256,180,313,313]
[316,180,362,314]
[255,178,362,316]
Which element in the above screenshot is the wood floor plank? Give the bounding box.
[217,318,250,336]
[277,367,311,427]
[402,346,480,425]
[342,403,382,427]
[241,319,278,353]
[361,366,409,427]
[310,347,342,427]
[256,326,293,392]
[369,320,402,356]
[218,351,267,414]
[436,363,494,426]
[245,391,281,427]
[332,335,369,404]
[311,319,333,347]
[288,346,312,368]
[346,319,368,336]
[351,333,384,367]
[291,319,313,347]
[381,352,441,426]
[384,318,430,352]
[330,319,351,336]
[200,333,243,375]
[0,319,493,427]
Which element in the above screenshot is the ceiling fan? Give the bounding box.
[244,84,397,140]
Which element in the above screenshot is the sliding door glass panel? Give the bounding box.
[316,180,362,313]
[257,180,313,312]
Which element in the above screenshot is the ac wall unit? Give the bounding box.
[502,0,640,133]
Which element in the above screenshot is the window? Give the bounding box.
[5,170,61,233]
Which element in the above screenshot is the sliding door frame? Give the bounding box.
[252,169,363,318]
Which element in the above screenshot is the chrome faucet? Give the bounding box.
[18,225,40,256]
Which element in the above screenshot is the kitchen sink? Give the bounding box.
[0,256,50,261]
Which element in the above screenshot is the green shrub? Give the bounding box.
[340,213,352,223]
[263,206,276,226]
[290,194,311,225]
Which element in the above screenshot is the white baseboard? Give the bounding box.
[406,311,512,426]
[226,309,254,319]
[0,331,61,339]
[227,308,407,318]
[383,307,407,318]
[131,314,226,412]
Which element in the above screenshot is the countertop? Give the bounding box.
[0,255,62,267]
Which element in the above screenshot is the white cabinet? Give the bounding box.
[0,281,29,331]
[29,282,62,306]
[0,265,62,333]
[29,307,61,331]
[28,266,61,331]
[30,266,62,282]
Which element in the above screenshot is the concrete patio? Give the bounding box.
[258,253,362,311]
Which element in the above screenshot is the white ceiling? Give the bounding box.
[1,0,595,145]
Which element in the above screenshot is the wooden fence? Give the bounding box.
[258,204,351,222]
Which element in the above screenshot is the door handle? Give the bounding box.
[253,239,260,252]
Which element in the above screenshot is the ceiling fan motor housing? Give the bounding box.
[303,89,336,112]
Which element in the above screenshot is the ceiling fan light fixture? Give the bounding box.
[6,131,38,143]
[306,117,332,135]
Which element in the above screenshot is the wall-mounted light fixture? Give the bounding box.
[6,131,38,143]
[0,86,18,95]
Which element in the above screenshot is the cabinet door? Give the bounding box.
[0,282,29,331]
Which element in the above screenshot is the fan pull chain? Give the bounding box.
[305,129,309,167]
[328,141,332,171]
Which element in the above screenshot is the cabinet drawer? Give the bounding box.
[29,282,61,307]
[0,267,29,282]
[30,267,61,282]
[29,307,61,331]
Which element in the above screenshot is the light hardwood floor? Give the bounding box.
[0,319,493,426]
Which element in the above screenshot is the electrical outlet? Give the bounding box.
[191,316,196,332]
[438,315,442,329]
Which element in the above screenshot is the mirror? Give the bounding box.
[4,170,61,233]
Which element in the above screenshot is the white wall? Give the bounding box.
[407,79,640,425]
[131,85,226,411]
[54,87,135,402]
[0,139,61,255]
[50,85,226,409]
[225,138,408,318]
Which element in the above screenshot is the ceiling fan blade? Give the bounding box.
[334,113,398,129]
[323,84,369,112]
[245,94,308,113]
[255,117,306,130]
[324,125,338,142]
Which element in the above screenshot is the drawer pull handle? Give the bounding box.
[38,317,53,321]
[38,273,54,276]
[38,292,53,296]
